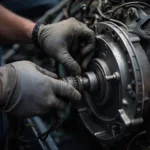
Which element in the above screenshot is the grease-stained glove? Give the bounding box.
[0,61,81,118]
[36,18,95,74]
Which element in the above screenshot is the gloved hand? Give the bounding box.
[0,61,81,118]
[37,18,95,74]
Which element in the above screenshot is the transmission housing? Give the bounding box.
[64,0,150,143]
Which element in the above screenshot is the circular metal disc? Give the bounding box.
[78,22,150,143]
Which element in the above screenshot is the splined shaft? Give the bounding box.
[62,72,99,93]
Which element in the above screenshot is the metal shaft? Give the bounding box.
[62,72,99,93]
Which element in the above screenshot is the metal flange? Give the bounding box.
[78,21,150,143]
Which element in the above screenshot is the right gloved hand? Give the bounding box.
[0,61,81,118]
[35,18,95,74]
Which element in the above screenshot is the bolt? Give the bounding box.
[122,99,129,106]
[127,7,136,17]
[127,84,132,91]
[96,35,102,40]
[104,44,107,49]
[117,37,120,42]
[82,6,86,11]
[105,72,120,81]
[111,31,118,42]
[129,90,136,98]
[81,4,87,11]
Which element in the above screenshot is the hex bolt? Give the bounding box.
[105,72,120,81]
[127,84,132,91]
[81,4,87,11]
[128,90,136,98]
[122,99,129,106]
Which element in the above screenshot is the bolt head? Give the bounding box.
[127,84,132,90]
[122,99,129,106]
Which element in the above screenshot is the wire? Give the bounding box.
[96,1,128,30]
[18,104,71,143]
[87,0,95,8]
[127,131,147,150]
[38,0,69,23]
[18,119,63,143]
[52,12,64,23]
[95,1,150,31]
[110,0,124,4]
[109,18,128,30]
[73,0,127,29]
[109,1,150,16]
[97,0,109,20]
[67,0,76,17]
[38,120,63,141]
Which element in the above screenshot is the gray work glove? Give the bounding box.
[0,61,81,118]
[37,18,95,74]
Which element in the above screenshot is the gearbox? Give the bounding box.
[63,21,150,143]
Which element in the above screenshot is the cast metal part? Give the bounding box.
[64,22,150,143]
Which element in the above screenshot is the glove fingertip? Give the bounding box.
[74,90,81,101]
[81,44,95,56]
[68,85,81,102]
[69,62,81,75]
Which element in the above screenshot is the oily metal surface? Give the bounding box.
[78,22,150,142]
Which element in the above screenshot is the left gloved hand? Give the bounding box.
[35,18,95,74]
[0,61,81,118]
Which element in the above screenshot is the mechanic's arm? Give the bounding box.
[0,5,35,43]
[0,5,95,74]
